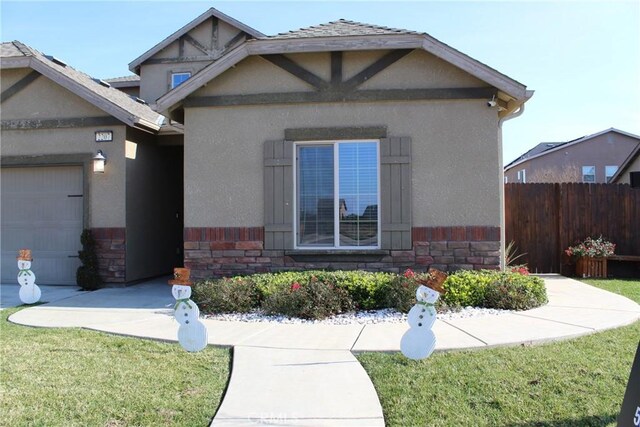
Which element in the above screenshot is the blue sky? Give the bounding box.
[2,1,639,164]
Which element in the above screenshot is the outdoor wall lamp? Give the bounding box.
[93,150,107,173]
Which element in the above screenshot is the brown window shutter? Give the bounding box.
[264,140,294,249]
[380,137,412,250]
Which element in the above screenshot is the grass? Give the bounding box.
[358,278,640,427]
[0,308,230,426]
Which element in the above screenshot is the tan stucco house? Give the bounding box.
[504,128,640,184]
[1,8,533,284]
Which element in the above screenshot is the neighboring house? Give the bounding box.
[611,143,640,187]
[1,8,533,284]
[504,128,640,184]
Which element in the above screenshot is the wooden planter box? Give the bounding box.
[576,256,607,278]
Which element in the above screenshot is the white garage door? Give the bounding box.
[1,166,83,285]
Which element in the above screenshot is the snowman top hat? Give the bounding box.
[417,268,448,294]
[17,249,33,261]
[168,267,192,286]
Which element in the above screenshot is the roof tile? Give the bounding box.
[267,19,422,39]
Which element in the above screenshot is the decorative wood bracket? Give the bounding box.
[260,49,413,92]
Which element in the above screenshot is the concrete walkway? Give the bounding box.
[4,275,640,426]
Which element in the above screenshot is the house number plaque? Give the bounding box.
[95,130,113,142]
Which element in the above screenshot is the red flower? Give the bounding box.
[291,282,301,291]
[403,269,415,279]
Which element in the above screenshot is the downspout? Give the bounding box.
[497,103,526,270]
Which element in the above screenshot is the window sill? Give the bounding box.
[285,249,387,263]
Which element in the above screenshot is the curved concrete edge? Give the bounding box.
[211,346,384,427]
[5,275,640,353]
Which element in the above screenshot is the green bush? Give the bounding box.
[192,268,548,319]
[76,229,101,291]
[250,270,395,310]
[483,272,548,310]
[262,278,354,319]
[192,277,260,313]
[441,270,493,307]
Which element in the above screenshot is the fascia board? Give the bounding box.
[421,36,527,101]
[247,34,426,55]
[0,56,32,69]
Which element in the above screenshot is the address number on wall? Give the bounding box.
[95,131,113,142]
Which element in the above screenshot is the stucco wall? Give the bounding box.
[184,100,500,228]
[195,50,488,97]
[1,71,127,228]
[184,48,499,229]
[505,132,640,183]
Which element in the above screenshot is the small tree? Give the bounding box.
[76,229,102,290]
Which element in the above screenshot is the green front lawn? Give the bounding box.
[0,309,230,426]
[358,279,640,427]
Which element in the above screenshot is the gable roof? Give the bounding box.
[155,19,533,116]
[1,41,164,132]
[128,7,265,73]
[611,141,640,183]
[504,128,640,171]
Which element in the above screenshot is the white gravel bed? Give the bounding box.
[205,306,513,325]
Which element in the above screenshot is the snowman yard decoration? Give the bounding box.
[400,268,447,360]
[169,268,208,352]
[17,249,41,305]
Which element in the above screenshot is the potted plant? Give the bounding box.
[565,236,615,278]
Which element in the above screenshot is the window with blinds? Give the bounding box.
[295,141,380,249]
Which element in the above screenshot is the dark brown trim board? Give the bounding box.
[1,71,41,103]
[184,87,496,108]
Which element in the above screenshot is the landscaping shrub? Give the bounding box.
[483,272,548,310]
[192,267,548,319]
[376,270,422,313]
[250,270,395,310]
[262,277,354,319]
[192,277,260,313]
[441,270,493,308]
[76,229,101,291]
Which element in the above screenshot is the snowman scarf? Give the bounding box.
[174,298,192,310]
[417,300,436,316]
[18,269,33,277]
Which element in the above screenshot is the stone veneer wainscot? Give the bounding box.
[183,226,500,279]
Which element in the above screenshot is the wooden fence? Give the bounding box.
[504,183,640,274]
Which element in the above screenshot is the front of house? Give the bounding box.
[1,8,532,285]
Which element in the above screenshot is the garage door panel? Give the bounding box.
[1,166,83,285]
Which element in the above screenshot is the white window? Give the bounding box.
[171,72,191,89]
[605,165,618,183]
[517,169,526,183]
[582,166,595,182]
[504,176,508,184]
[295,141,379,249]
